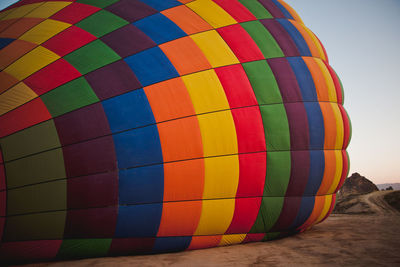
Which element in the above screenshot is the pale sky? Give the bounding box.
[1,0,399,184]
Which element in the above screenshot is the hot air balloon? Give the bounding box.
[0,0,351,262]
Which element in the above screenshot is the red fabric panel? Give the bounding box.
[217,24,264,63]
[42,26,97,57]
[67,171,118,209]
[50,2,100,24]
[236,152,266,197]
[335,150,349,192]
[0,98,51,138]
[0,164,5,191]
[214,64,258,109]
[0,149,3,163]
[109,238,155,256]
[24,59,81,95]
[0,191,5,216]
[225,197,261,234]
[231,107,266,153]
[0,240,62,262]
[243,233,265,243]
[213,0,257,22]
[64,206,118,238]
[324,62,342,104]
[339,104,351,149]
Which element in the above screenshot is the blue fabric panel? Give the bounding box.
[102,89,155,133]
[303,102,324,149]
[125,46,179,86]
[288,196,315,230]
[271,0,294,20]
[0,38,14,49]
[115,203,163,237]
[139,0,181,11]
[277,19,311,56]
[133,13,186,44]
[113,125,163,169]
[304,150,325,195]
[119,164,164,205]
[153,237,192,253]
[287,57,317,102]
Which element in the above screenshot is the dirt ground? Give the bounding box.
[19,213,400,267]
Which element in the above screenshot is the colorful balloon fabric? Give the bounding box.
[0,0,351,262]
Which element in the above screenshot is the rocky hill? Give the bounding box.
[336,172,378,199]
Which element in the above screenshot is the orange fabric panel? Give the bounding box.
[144,77,196,122]
[0,19,14,32]
[317,150,336,195]
[157,200,202,236]
[161,5,212,35]
[0,71,19,93]
[178,0,194,3]
[188,235,222,250]
[302,57,330,102]
[289,20,319,58]
[157,116,204,162]
[159,36,211,76]
[0,40,36,70]
[163,159,204,202]
[319,102,337,149]
[297,195,325,231]
[0,18,44,39]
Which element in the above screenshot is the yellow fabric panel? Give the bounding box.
[181,69,230,114]
[0,9,14,20]
[331,103,345,149]
[197,110,238,157]
[25,1,72,18]
[0,82,37,116]
[194,198,235,235]
[300,25,326,61]
[314,58,337,102]
[4,46,60,80]
[190,30,239,68]
[19,19,71,44]
[219,234,246,246]
[186,0,237,28]
[203,155,239,199]
[327,150,343,194]
[315,195,332,224]
[1,3,43,20]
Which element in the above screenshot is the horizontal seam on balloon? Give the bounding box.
[1,192,337,218]
[1,100,346,163]
[1,148,346,192]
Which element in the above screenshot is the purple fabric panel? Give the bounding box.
[101,24,156,58]
[54,103,111,146]
[67,171,118,209]
[105,0,158,22]
[63,136,117,178]
[284,102,310,150]
[267,58,302,102]
[286,150,310,196]
[64,206,118,238]
[85,60,142,100]
[261,19,299,56]
[270,196,302,232]
[258,0,285,18]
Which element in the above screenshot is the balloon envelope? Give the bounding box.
[0,0,350,262]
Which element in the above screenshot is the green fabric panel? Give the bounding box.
[242,60,282,105]
[64,39,121,75]
[41,77,99,117]
[5,148,66,188]
[0,120,61,162]
[57,239,112,259]
[7,179,66,215]
[76,10,128,38]
[3,211,66,241]
[241,21,284,59]
[259,104,290,151]
[238,0,273,19]
[263,232,281,241]
[76,0,118,8]
[263,151,291,196]
[249,197,284,233]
